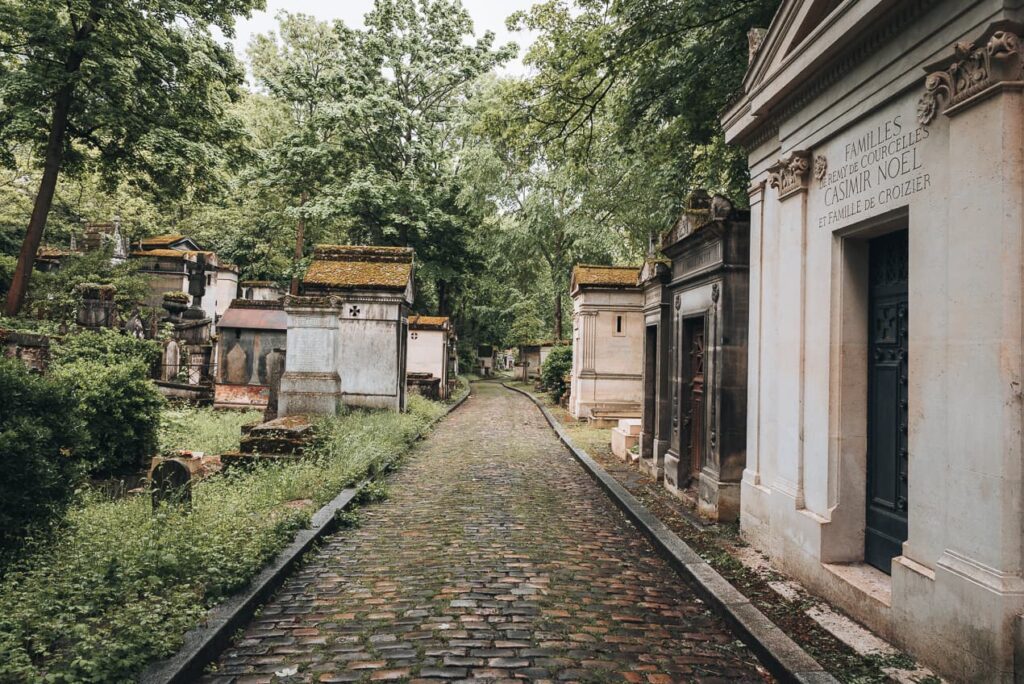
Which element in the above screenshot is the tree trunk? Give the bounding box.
[438,280,448,316]
[289,191,308,296]
[4,85,74,316]
[553,290,563,341]
[5,11,97,316]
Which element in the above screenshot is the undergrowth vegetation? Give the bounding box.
[159,406,263,455]
[0,395,446,683]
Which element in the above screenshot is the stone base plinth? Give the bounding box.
[611,427,638,460]
[638,437,669,480]
[697,471,740,522]
[279,371,341,417]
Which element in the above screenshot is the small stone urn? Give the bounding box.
[161,292,189,320]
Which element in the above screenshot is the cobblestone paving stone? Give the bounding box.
[204,382,769,683]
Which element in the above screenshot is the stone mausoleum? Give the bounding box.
[640,193,750,520]
[214,299,287,410]
[279,245,413,416]
[406,315,454,400]
[723,0,1024,678]
[569,265,643,423]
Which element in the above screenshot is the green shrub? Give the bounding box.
[0,396,445,682]
[51,328,160,368]
[24,248,150,326]
[0,254,16,298]
[540,344,572,401]
[0,359,84,558]
[53,359,165,476]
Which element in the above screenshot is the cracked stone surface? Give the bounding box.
[203,382,768,683]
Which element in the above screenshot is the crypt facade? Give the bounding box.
[722,0,1024,679]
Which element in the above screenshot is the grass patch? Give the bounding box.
[0,395,446,683]
[159,406,263,455]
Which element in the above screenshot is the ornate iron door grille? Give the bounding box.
[682,317,706,483]
[865,229,909,574]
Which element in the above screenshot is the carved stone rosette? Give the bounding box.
[768,150,811,199]
[919,24,1024,125]
[813,155,828,182]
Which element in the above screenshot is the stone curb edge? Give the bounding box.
[139,389,472,684]
[502,383,838,684]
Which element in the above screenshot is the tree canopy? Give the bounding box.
[0,0,781,349]
[0,0,265,314]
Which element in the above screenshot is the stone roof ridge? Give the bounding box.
[228,298,284,310]
[313,244,414,264]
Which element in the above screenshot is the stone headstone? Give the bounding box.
[162,339,180,381]
[226,343,248,385]
[151,459,191,509]
[264,348,286,421]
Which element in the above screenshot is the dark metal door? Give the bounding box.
[866,230,909,574]
[682,317,706,481]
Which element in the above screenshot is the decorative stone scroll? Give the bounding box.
[768,150,812,199]
[918,24,1024,125]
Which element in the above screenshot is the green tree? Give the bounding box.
[507,0,780,215]
[460,79,632,340]
[0,0,264,315]
[248,12,348,293]
[326,0,514,315]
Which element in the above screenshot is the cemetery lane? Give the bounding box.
[205,381,768,683]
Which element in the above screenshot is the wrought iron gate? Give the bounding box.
[865,229,909,574]
[683,317,706,483]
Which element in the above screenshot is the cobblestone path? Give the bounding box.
[206,382,768,683]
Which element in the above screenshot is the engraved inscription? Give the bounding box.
[817,114,931,229]
[676,242,723,278]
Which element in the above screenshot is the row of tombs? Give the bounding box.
[35,230,457,411]
[150,241,458,413]
[229,245,457,417]
[564,1,1024,680]
[566,190,747,522]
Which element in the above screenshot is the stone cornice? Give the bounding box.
[918,21,1024,125]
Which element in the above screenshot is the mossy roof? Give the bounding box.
[139,234,187,247]
[130,249,215,260]
[37,246,78,259]
[408,315,450,331]
[570,265,640,292]
[302,244,414,291]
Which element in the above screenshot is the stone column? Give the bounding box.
[900,26,1024,679]
[766,150,811,508]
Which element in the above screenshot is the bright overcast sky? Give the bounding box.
[230,0,539,76]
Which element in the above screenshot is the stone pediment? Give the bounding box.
[742,0,843,96]
[660,192,737,252]
[724,0,906,144]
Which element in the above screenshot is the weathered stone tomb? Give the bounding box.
[722,0,1024,678]
[569,265,643,423]
[640,193,750,520]
[279,245,413,415]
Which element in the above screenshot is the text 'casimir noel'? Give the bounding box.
[818,114,931,229]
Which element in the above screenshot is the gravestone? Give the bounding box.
[162,339,180,381]
[151,459,192,509]
[226,343,248,385]
[264,348,286,421]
